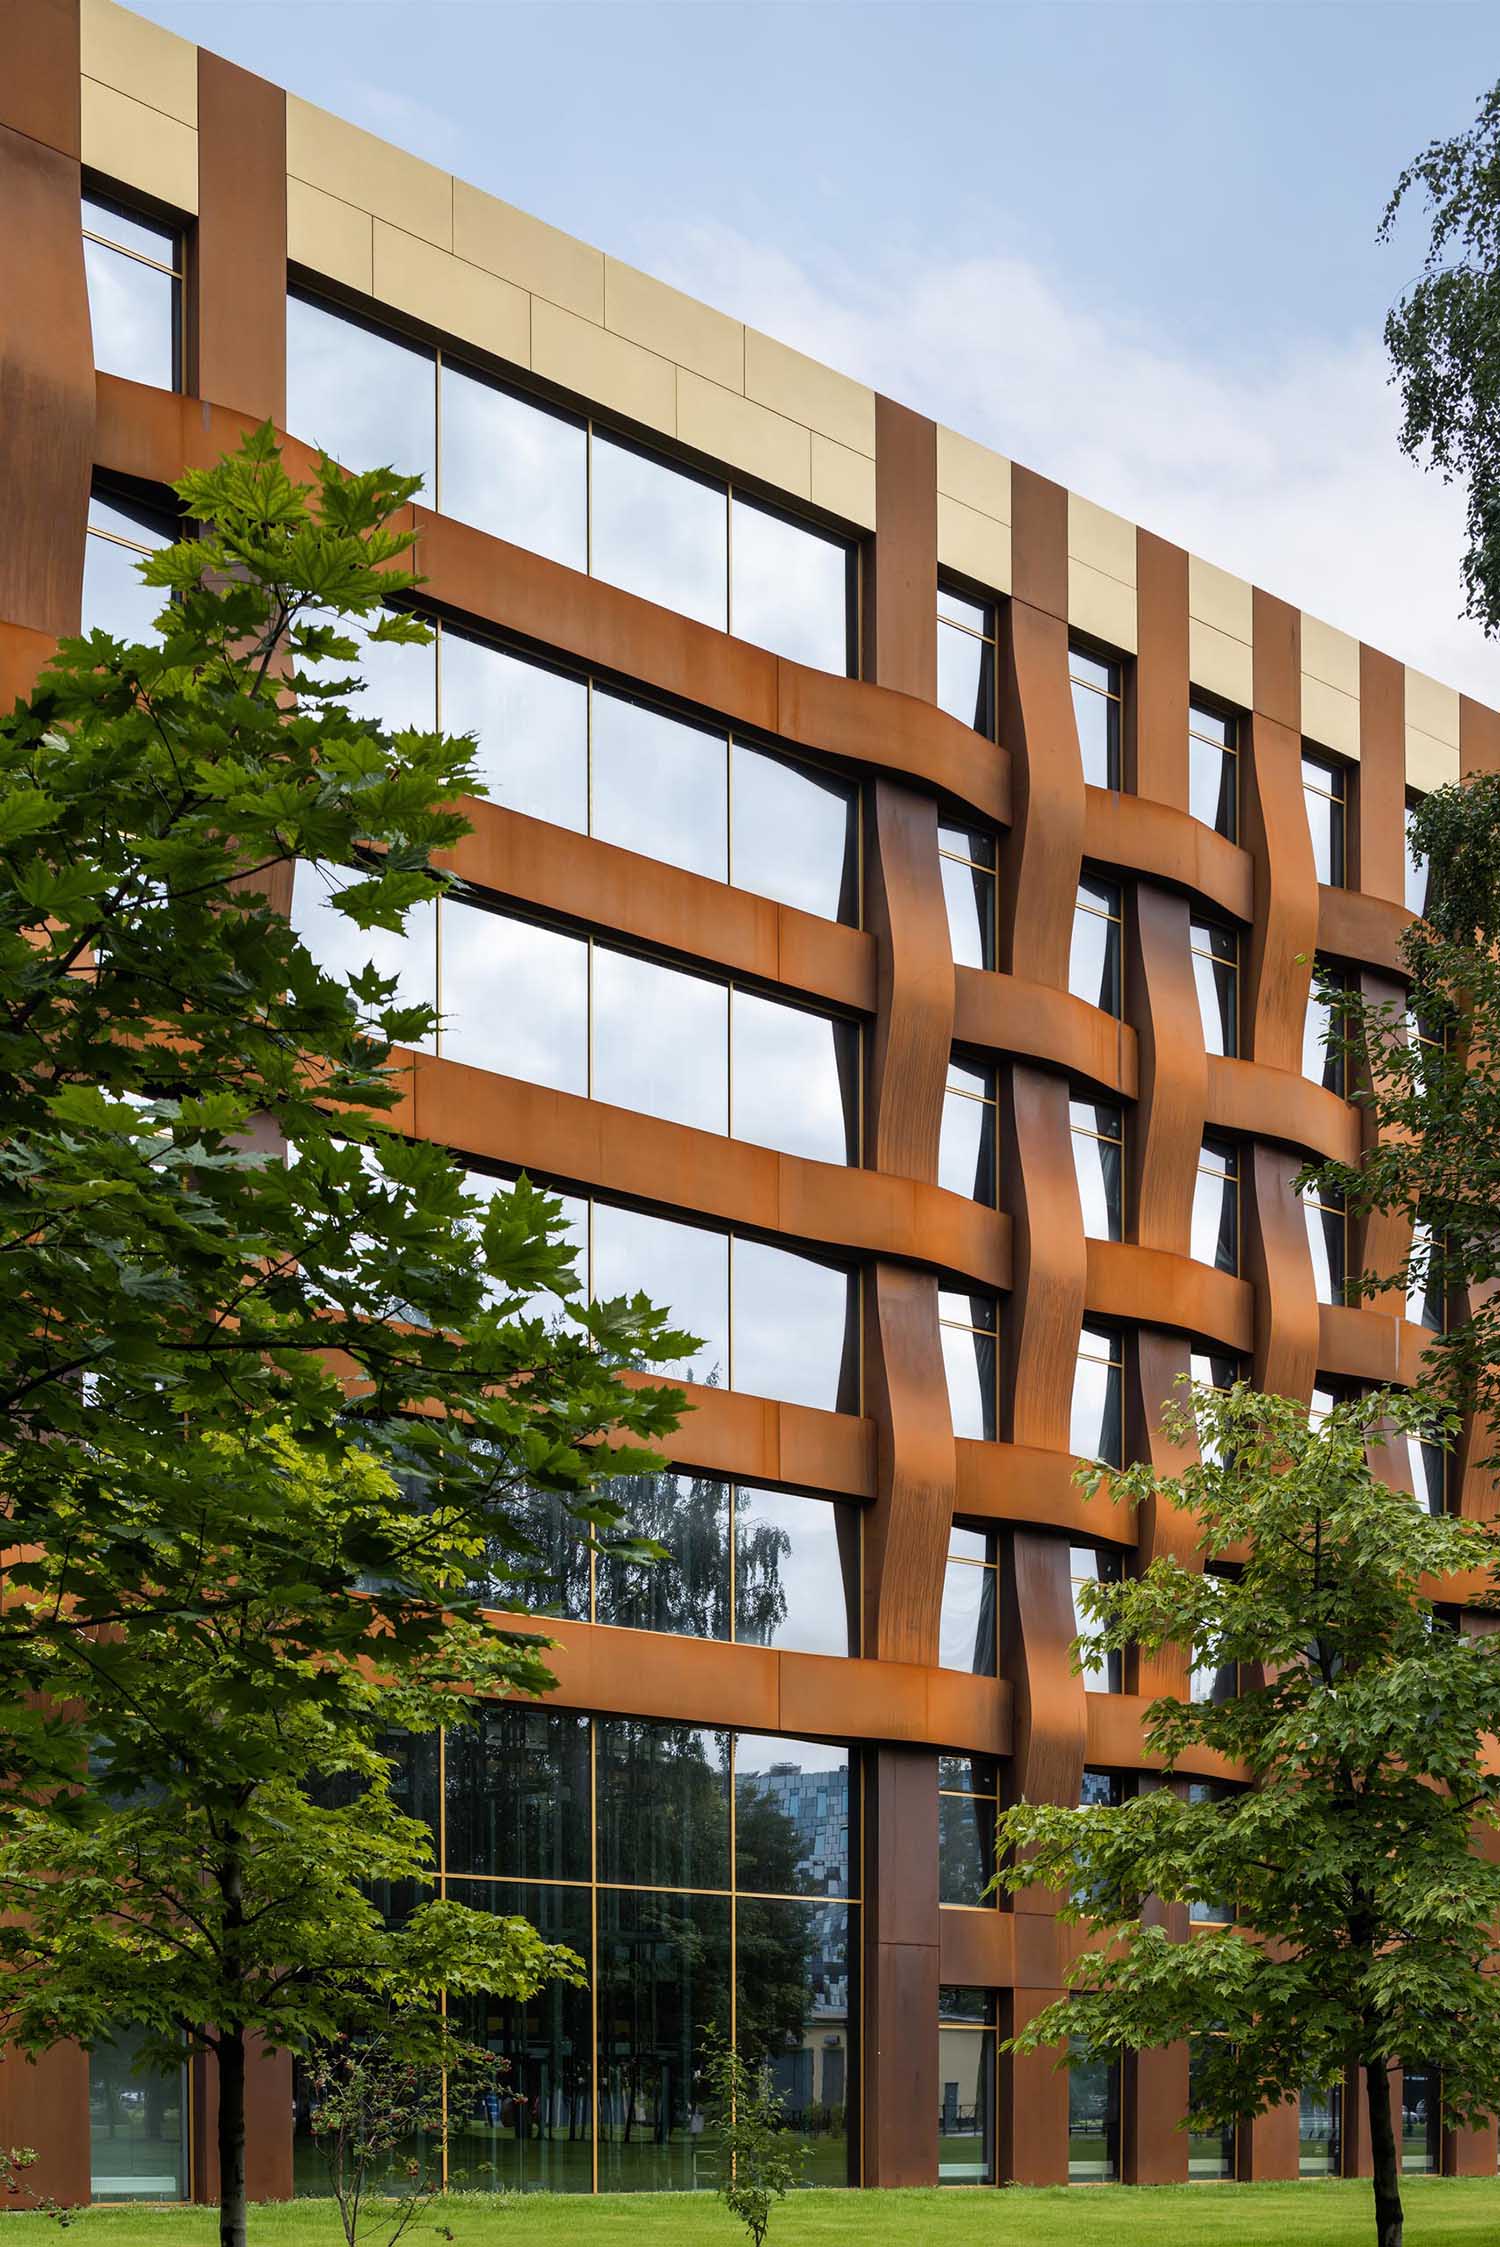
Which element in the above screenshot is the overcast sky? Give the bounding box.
[138,0,1500,699]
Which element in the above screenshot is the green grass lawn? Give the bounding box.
[15,2179,1500,2246]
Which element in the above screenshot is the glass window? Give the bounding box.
[1303,965,1347,1095]
[1407,1219,1445,1333]
[1192,1137,1240,1273]
[591,1203,729,1388]
[938,1989,996,2185]
[1302,1182,1346,1305]
[595,1471,733,1642]
[937,587,997,736]
[82,488,174,642]
[1071,1099,1123,1240]
[941,1058,998,1205]
[939,825,998,971]
[1071,877,1123,1015]
[939,1528,998,1676]
[591,688,728,880]
[730,493,853,674]
[1409,1435,1450,1517]
[731,989,860,1166]
[1308,1381,1341,1431]
[731,742,859,924]
[596,1721,731,1891]
[938,1758,999,1906]
[1401,2064,1441,2174]
[83,193,181,390]
[1188,2040,1235,2180]
[1189,699,1238,842]
[1068,2037,1120,2181]
[1070,645,1122,789]
[1302,751,1347,887]
[590,432,726,628]
[89,2028,188,2202]
[443,633,589,833]
[733,1487,858,1657]
[1072,1325,1123,1466]
[731,1239,858,1414]
[1190,918,1238,1058]
[1070,1545,1122,1693]
[290,861,438,1045]
[940,1292,998,1442]
[440,898,586,1088]
[439,359,586,569]
[1405,796,1429,918]
[595,1885,732,2192]
[1190,1352,1243,1471]
[1299,2082,1343,2177]
[444,1707,593,1882]
[1187,1781,1234,1926]
[593,946,729,1134]
[286,292,436,494]
[734,1735,851,1898]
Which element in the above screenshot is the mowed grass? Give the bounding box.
[14,2179,1500,2246]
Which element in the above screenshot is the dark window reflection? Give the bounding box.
[735,1738,851,1898]
[595,1472,731,1641]
[1190,917,1238,1058]
[734,1896,853,2181]
[90,2028,189,2203]
[938,1757,998,1903]
[595,1888,732,2192]
[1304,968,1346,1094]
[1070,1099,1123,1240]
[1068,2037,1120,2181]
[469,1475,592,1619]
[1192,1137,1239,1273]
[1299,2082,1342,2177]
[734,1487,858,1657]
[1188,2039,1235,2180]
[1302,751,1347,887]
[595,1722,730,1891]
[1400,2063,1441,2174]
[444,1708,592,1882]
[939,825,997,971]
[938,1996,996,2185]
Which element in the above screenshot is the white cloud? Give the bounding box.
[647,223,1500,707]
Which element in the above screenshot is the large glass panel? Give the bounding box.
[1302,752,1346,886]
[1405,799,1429,918]
[735,1736,851,1898]
[286,293,436,492]
[731,1241,856,1412]
[591,434,726,628]
[1192,1139,1239,1272]
[439,362,586,569]
[1072,1328,1123,1466]
[1071,1544,1122,1692]
[470,1472,593,1617]
[1191,919,1238,1057]
[939,1547,997,1676]
[1401,2064,1440,2173]
[939,1292,998,1442]
[1070,1099,1122,1241]
[730,743,858,924]
[82,491,173,641]
[938,2012,996,2184]
[594,1470,732,1641]
[590,1204,729,1388]
[89,2029,188,2202]
[939,828,998,972]
[1303,973,1345,1094]
[461,1173,588,1325]
[291,862,438,1043]
[1188,2040,1235,2180]
[439,900,586,1088]
[1070,646,1121,789]
[442,636,588,833]
[1070,879,1122,1014]
[937,598,995,736]
[345,612,437,736]
[595,1887,732,2193]
[1409,1435,1449,1517]
[938,1761,998,1903]
[734,1895,853,2184]
[444,1706,592,1881]
[596,1722,730,1890]
[1303,1190,1345,1304]
[731,991,858,1165]
[1068,2039,1120,2181]
[444,1881,593,2194]
[1407,1220,1444,1332]
[730,494,852,673]
[734,1488,857,1657]
[591,690,727,879]
[83,197,178,389]
[1299,2082,1342,2176]
[593,947,728,1134]
[941,1060,997,1205]
[1189,702,1237,841]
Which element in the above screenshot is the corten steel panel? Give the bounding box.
[1316,1302,1424,1390]
[1011,464,1068,621]
[1244,1143,1319,1403]
[938,1906,1015,1989]
[953,966,1137,1100]
[870,396,937,702]
[1206,1054,1359,1167]
[1001,1067,1086,1452]
[0,123,92,646]
[862,1748,940,2187]
[1127,886,1206,1257]
[1085,787,1252,923]
[1087,1238,1253,1357]
[1461,692,1500,777]
[1125,2043,1189,2185]
[957,1438,1136,1547]
[861,1265,957,1667]
[998,607,1084,987]
[863,783,953,1181]
[403,1052,1010,1288]
[0,2042,89,2204]
[0,620,62,710]
[1317,883,1408,977]
[191,2039,294,2203]
[1127,1329,1197,1703]
[1000,1984,1070,2186]
[195,54,285,423]
[609,1376,875,1497]
[1355,645,1406,904]
[444,804,877,1015]
[1239,2092,1300,2181]
[1131,529,1189,809]
[1085,1695,1238,1783]
[999,1530,1086,1819]
[1,0,79,155]
[1446,2116,1499,2177]
[1243,591,1316,1074]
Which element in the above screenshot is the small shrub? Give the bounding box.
[700,2025,807,2247]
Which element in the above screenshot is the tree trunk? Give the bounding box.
[1364,2057,1404,2247]
[218,2027,248,2247]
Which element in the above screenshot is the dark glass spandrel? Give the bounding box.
[590,433,726,628]
[594,1471,732,1641]
[730,743,858,924]
[594,1722,730,1892]
[286,293,435,494]
[730,493,853,674]
[591,689,728,880]
[734,1735,851,1897]
[469,1475,591,1621]
[442,635,588,834]
[594,1888,731,2193]
[439,361,586,570]
[733,1487,857,1657]
[443,1706,591,1883]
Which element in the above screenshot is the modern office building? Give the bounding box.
[1,0,1494,2205]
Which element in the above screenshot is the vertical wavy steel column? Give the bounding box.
[858,396,950,2187]
[0,0,93,710]
[1132,531,1189,807]
[195,53,286,426]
